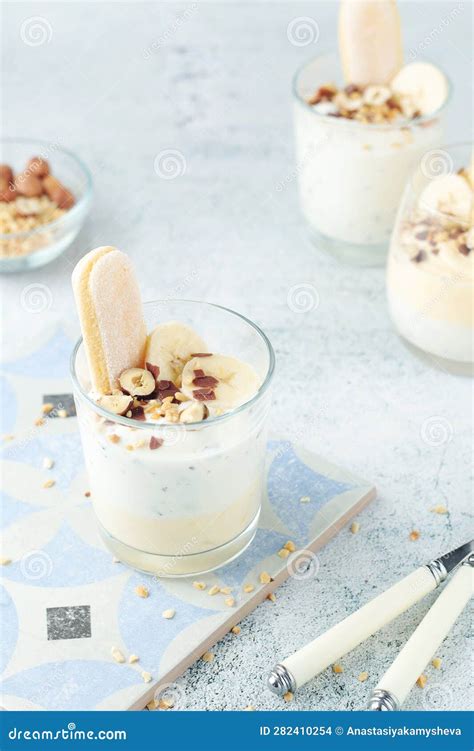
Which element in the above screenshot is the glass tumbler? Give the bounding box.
[293,53,450,266]
[71,300,275,576]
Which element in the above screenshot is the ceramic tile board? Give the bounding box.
[0,327,375,710]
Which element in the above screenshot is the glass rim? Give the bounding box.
[70,299,276,430]
[292,52,453,131]
[0,137,93,240]
[408,140,473,223]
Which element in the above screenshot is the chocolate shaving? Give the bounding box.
[193,369,205,377]
[157,382,180,401]
[190,353,212,358]
[458,244,470,256]
[131,406,146,421]
[149,436,163,450]
[146,362,160,380]
[193,389,216,401]
[411,250,426,263]
[192,375,219,388]
[156,379,172,390]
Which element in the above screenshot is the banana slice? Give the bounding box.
[145,322,208,386]
[419,174,472,224]
[339,0,403,86]
[391,62,448,115]
[72,247,147,394]
[181,354,261,410]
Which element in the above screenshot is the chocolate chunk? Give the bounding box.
[146,362,160,380]
[149,436,164,450]
[410,250,426,263]
[190,353,213,358]
[193,389,216,401]
[157,382,179,400]
[131,406,146,421]
[156,380,172,390]
[458,244,470,256]
[193,369,205,377]
[192,375,219,388]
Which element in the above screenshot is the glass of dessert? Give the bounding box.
[387,143,473,375]
[293,0,451,265]
[71,248,275,576]
[0,139,92,273]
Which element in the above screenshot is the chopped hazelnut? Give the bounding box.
[135,585,149,598]
[162,609,175,619]
[259,571,272,584]
[202,652,214,663]
[332,664,344,674]
[416,674,427,688]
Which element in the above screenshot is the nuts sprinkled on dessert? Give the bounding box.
[98,393,133,416]
[108,434,121,444]
[306,80,419,123]
[119,368,156,397]
[135,585,149,598]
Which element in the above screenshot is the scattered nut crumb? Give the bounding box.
[430,505,448,515]
[146,699,158,710]
[202,652,214,663]
[1,557,12,566]
[409,530,420,541]
[193,581,206,591]
[332,664,344,674]
[42,479,55,489]
[225,597,235,607]
[35,418,45,427]
[111,647,125,663]
[267,592,277,603]
[284,541,296,552]
[41,403,54,414]
[141,671,152,683]
[84,491,91,498]
[416,674,427,688]
[219,586,232,595]
[358,672,369,682]
[300,496,310,503]
[259,571,272,584]
[128,654,139,663]
[162,609,175,619]
[125,444,135,451]
[283,691,294,702]
[350,521,360,534]
[243,705,255,711]
[2,434,14,442]
[231,625,241,635]
[135,585,149,598]
[42,457,54,469]
[208,585,220,596]
[108,434,121,444]
[243,584,254,593]
[432,657,442,670]
[57,409,68,418]
[278,548,290,559]
[158,698,174,710]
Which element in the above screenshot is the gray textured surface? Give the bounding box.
[1,1,472,711]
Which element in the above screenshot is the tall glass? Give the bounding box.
[293,53,451,266]
[71,301,275,576]
[387,142,473,375]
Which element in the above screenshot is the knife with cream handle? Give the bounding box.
[368,554,474,710]
[267,540,473,696]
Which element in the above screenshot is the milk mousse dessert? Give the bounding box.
[387,149,473,373]
[71,247,274,576]
[294,0,450,264]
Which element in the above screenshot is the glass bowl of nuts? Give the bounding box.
[0,138,92,272]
